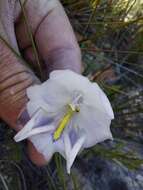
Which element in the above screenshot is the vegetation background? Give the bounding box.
[0,0,143,189]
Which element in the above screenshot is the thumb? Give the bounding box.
[0,39,48,166]
[0,0,47,166]
[0,39,39,128]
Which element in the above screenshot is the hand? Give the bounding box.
[0,0,81,166]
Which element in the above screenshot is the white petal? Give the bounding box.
[64,133,72,159]
[27,100,50,117]
[30,131,66,161]
[75,105,113,148]
[14,109,54,142]
[53,138,66,159]
[27,79,70,114]
[27,84,42,101]
[21,125,54,141]
[14,109,43,142]
[66,134,85,174]
[92,83,114,119]
[30,133,55,161]
[83,83,114,119]
[50,70,90,93]
[50,70,89,84]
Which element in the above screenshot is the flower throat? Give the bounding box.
[53,92,83,141]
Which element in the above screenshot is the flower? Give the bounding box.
[14,70,114,174]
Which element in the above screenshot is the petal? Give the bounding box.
[50,70,90,93]
[14,109,54,142]
[14,109,43,142]
[50,70,114,120]
[30,133,55,161]
[92,83,114,119]
[27,100,50,117]
[83,83,114,119]
[64,133,72,159]
[50,70,89,84]
[75,105,113,148]
[30,133,66,161]
[66,134,85,174]
[53,137,66,159]
[27,84,42,101]
[27,79,70,113]
[18,125,54,141]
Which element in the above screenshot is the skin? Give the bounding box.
[0,0,81,166]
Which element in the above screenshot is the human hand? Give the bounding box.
[0,0,81,165]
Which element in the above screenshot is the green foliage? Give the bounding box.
[82,141,143,170]
[93,144,143,170]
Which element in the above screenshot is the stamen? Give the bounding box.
[53,106,74,141]
[53,92,83,141]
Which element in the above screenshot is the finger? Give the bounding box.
[0,39,39,129]
[33,0,82,73]
[27,141,47,166]
[0,0,47,166]
[0,40,48,165]
[15,0,81,74]
[15,17,31,50]
[22,46,43,71]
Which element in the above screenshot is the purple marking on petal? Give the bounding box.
[37,117,54,126]
[33,111,63,129]
[69,129,78,147]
